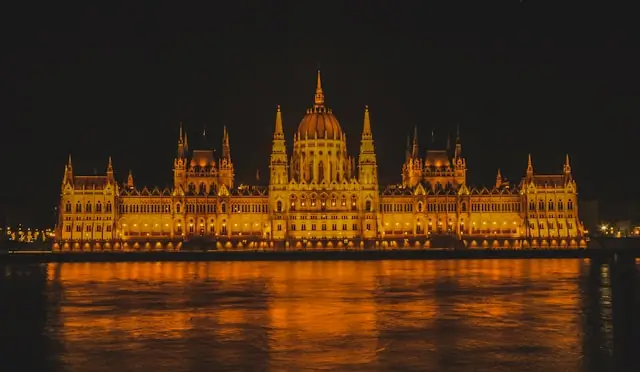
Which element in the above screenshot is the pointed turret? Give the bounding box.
[274,105,284,139]
[411,126,419,159]
[362,105,372,137]
[526,153,534,180]
[218,126,234,189]
[269,104,289,186]
[127,170,134,190]
[66,154,73,177]
[314,69,324,108]
[177,122,186,158]
[62,154,74,188]
[358,105,378,186]
[563,154,573,184]
[222,126,231,159]
[454,124,462,159]
[106,156,114,183]
[564,154,571,174]
[495,168,502,188]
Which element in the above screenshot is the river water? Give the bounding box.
[1,259,638,372]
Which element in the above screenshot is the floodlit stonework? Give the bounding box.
[55,71,586,250]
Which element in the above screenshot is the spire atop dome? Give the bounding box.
[314,69,324,108]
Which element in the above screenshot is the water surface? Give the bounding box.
[1,259,638,371]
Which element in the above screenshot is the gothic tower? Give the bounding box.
[357,105,378,187]
[173,123,188,192]
[269,105,289,188]
[218,126,234,189]
[401,126,423,187]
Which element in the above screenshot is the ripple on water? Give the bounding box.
[0,259,632,371]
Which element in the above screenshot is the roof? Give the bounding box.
[73,176,108,189]
[297,107,343,139]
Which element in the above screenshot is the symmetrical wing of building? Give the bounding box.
[56,71,586,248]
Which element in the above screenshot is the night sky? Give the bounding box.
[2,2,637,226]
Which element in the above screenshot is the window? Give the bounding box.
[76,203,82,213]
[176,203,181,213]
[276,200,283,213]
[96,202,102,212]
[365,200,372,212]
[417,202,423,212]
[65,202,71,213]
[106,202,112,213]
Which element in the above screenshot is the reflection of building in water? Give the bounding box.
[265,262,380,367]
[50,262,272,370]
[55,70,585,249]
[45,261,587,370]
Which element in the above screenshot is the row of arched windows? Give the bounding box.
[528,199,574,211]
[65,201,112,213]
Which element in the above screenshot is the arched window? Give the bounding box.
[276,200,283,212]
[417,202,423,212]
[221,202,226,214]
[199,182,206,194]
[461,202,467,212]
[538,200,545,210]
[85,202,92,213]
[106,202,112,213]
[548,200,554,211]
[568,200,574,210]
[96,202,102,213]
[529,201,535,211]
[558,200,564,211]
[65,202,71,213]
[365,200,372,212]
[176,203,181,213]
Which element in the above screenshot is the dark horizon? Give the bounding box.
[2,2,638,226]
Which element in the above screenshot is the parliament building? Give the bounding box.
[55,71,586,250]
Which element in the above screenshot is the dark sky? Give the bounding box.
[2,2,638,226]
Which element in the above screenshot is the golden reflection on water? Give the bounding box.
[44,259,585,371]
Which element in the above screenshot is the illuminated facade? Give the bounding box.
[56,71,585,249]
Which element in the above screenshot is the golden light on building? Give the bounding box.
[54,71,585,250]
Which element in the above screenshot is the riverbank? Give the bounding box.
[0,249,601,263]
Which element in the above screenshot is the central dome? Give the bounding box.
[296,70,344,139]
